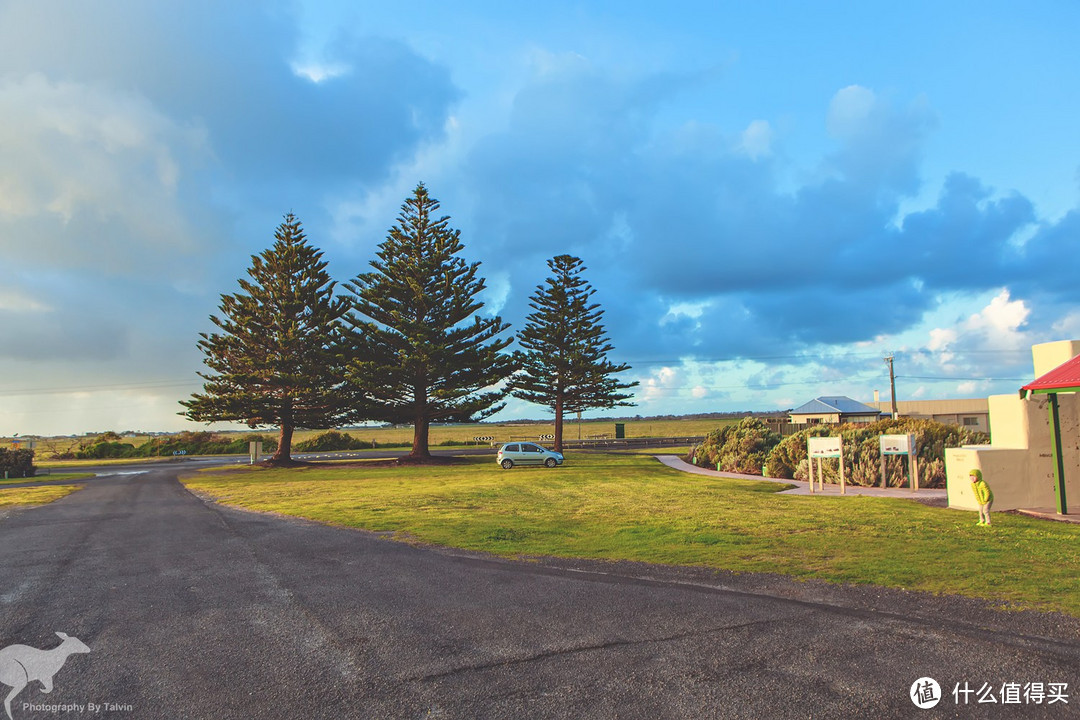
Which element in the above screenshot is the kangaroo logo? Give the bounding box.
[0,632,89,720]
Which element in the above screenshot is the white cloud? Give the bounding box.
[738,119,773,160]
[661,300,709,327]
[826,85,876,140]
[961,288,1030,347]
[927,327,956,351]
[481,272,512,316]
[0,73,209,276]
[0,288,50,313]
[641,366,682,402]
[291,61,351,84]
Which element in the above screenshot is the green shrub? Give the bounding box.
[764,418,988,488]
[688,417,781,475]
[75,441,137,459]
[294,431,372,452]
[0,448,36,478]
[135,432,278,456]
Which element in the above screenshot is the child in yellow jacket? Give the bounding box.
[969,469,993,526]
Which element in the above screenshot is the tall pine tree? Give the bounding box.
[342,184,515,460]
[511,254,637,451]
[182,213,349,464]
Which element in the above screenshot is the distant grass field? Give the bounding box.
[17,417,735,460]
[183,452,1080,618]
[0,484,82,507]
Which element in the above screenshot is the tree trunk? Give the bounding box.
[273,422,294,464]
[272,401,294,464]
[410,417,431,459]
[554,395,564,452]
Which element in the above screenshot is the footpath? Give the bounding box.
[654,455,948,499]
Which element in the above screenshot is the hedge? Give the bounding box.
[0,448,36,478]
[689,417,989,489]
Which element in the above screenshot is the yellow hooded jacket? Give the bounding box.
[970,469,993,505]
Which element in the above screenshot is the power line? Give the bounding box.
[0,380,199,397]
[898,375,1028,382]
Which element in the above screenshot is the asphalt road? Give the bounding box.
[1,463,1078,719]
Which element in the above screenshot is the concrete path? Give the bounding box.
[2,461,1078,719]
[655,455,948,500]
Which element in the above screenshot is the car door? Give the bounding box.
[519,443,545,465]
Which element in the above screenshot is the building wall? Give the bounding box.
[944,341,1080,513]
[1032,340,1080,378]
[790,413,841,424]
[867,398,989,434]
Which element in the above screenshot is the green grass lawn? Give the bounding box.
[182,452,1080,617]
[0,473,94,486]
[0,484,83,507]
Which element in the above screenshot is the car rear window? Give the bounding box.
[505,444,520,452]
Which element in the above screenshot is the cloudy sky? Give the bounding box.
[2,1,1079,436]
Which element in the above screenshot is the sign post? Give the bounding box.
[249,441,263,465]
[807,437,845,494]
[879,434,918,491]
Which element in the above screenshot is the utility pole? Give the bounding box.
[884,355,898,418]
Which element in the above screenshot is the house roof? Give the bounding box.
[790,396,882,416]
[1021,353,1080,395]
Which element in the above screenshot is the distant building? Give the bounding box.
[789,396,883,425]
[865,399,990,434]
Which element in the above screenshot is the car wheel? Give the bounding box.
[545,458,557,468]
[501,459,514,469]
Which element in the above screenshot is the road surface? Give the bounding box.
[1,462,1077,718]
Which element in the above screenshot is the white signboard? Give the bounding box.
[880,434,912,455]
[808,436,842,458]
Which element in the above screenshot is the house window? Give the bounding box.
[962,417,979,426]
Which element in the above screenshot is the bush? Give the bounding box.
[763,418,989,488]
[75,441,137,459]
[688,417,782,475]
[294,431,372,452]
[0,448,36,478]
[134,432,278,457]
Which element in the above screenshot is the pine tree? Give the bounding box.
[342,184,515,460]
[511,254,637,451]
[181,213,349,464]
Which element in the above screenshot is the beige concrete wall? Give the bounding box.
[946,446,1044,511]
[1032,340,1080,377]
[987,394,1035,448]
[945,348,1080,512]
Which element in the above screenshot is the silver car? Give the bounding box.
[496,442,564,469]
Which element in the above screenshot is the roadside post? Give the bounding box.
[249,441,263,465]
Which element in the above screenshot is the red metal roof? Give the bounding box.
[1022,353,1080,393]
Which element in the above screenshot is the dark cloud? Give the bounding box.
[0,1,459,192]
[449,61,1078,370]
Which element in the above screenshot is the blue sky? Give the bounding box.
[2,1,1079,435]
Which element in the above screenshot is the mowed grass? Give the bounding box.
[182,452,1080,617]
[0,473,94,486]
[0,484,82,507]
